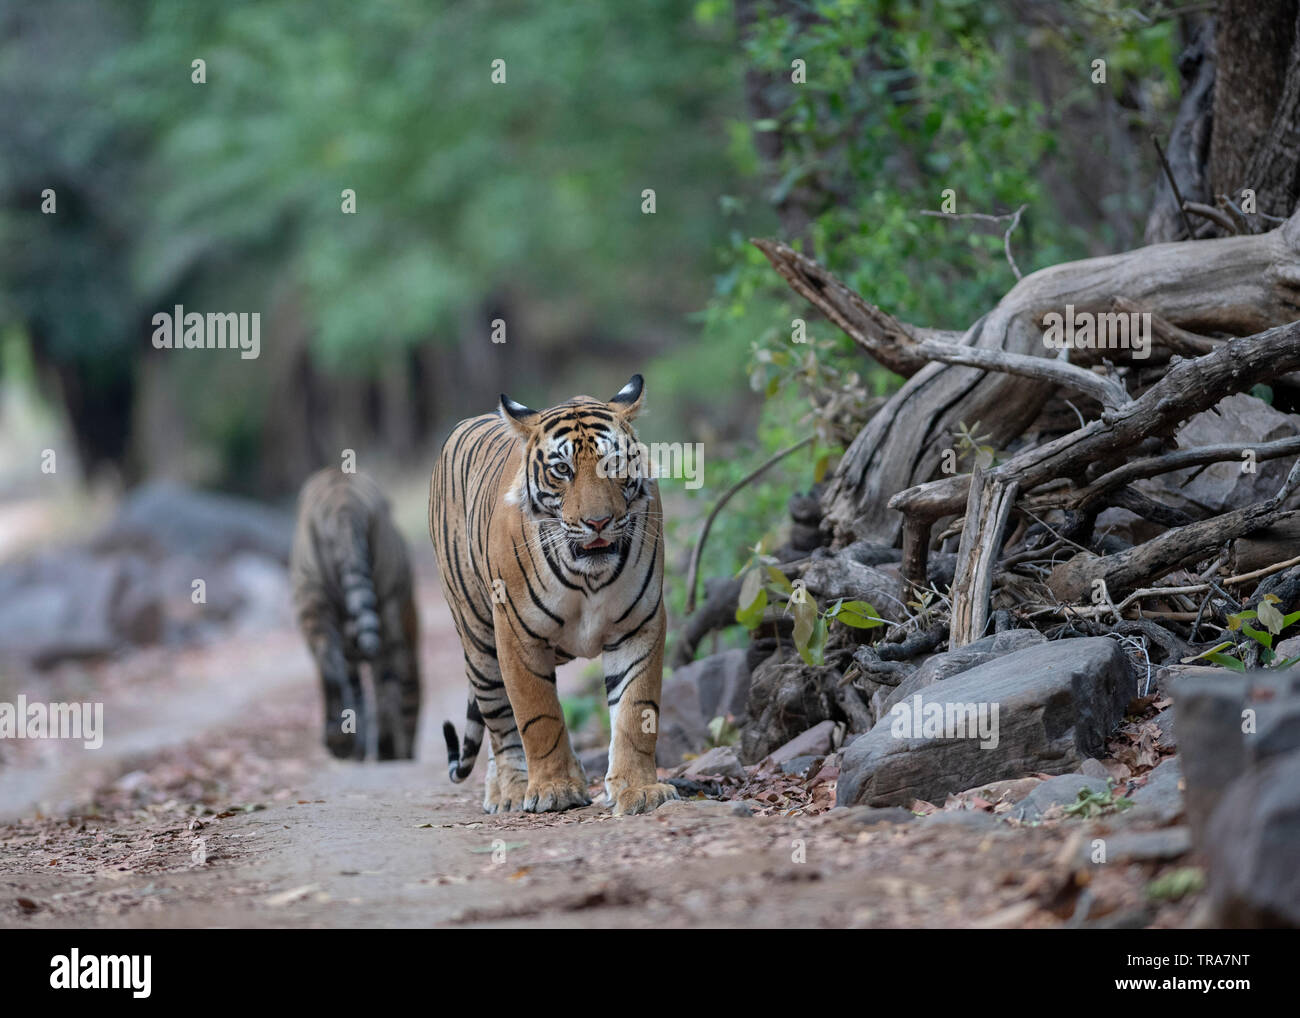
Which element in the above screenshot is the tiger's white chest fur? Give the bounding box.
[547,569,647,659]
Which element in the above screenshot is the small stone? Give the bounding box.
[779,754,822,776]
[1080,758,1110,778]
[767,720,838,766]
[1014,774,1111,822]
[677,745,745,781]
[918,810,1001,830]
[1125,757,1184,827]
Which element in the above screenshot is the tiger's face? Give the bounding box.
[501,375,652,572]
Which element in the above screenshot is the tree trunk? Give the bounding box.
[1149,4,1300,242]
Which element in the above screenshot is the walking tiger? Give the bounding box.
[430,374,678,815]
[290,468,421,760]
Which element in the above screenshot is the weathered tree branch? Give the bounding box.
[750,238,945,377]
[1024,434,1300,515]
[1047,461,1300,601]
[915,339,1130,409]
[803,210,1300,548]
[1110,297,1218,357]
[949,467,1019,648]
[890,318,1300,527]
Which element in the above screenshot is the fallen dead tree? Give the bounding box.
[675,111,1300,741]
[755,210,1300,550]
[891,318,1300,596]
[742,210,1300,660]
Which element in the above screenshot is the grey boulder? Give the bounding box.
[838,638,1134,807]
[657,649,751,768]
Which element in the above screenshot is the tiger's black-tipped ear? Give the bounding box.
[499,394,540,438]
[609,373,644,419]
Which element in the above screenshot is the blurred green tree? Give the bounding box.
[0,0,744,485]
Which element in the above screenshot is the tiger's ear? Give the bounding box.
[608,373,644,420]
[499,394,540,439]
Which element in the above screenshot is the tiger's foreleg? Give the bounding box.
[495,628,590,813]
[603,603,679,816]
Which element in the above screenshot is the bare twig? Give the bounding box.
[683,435,814,614]
[1215,194,1253,235]
[1110,297,1217,357]
[1152,135,1195,238]
[1184,200,1238,234]
[1046,460,1300,601]
[920,203,1027,280]
[1224,552,1300,586]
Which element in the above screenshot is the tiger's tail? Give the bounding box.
[443,697,485,782]
[337,512,382,660]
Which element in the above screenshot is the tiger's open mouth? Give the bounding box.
[573,536,617,557]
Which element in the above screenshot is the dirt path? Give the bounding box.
[0,579,1197,929]
[0,733,1157,928]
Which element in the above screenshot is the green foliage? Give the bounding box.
[1061,782,1134,818]
[734,543,882,665]
[102,0,739,367]
[1195,594,1300,671]
[674,0,1178,598]
[1146,866,1205,903]
[724,0,1075,329]
[562,662,609,738]
[952,420,998,469]
[706,714,741,748]
[0,0,746,483]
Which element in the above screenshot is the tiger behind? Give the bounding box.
[290,468,421,760]
[430,374,679,816]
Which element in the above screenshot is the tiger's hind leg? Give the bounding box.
[302,611,366,759]
[479,702,529,813]
[481,736,529,813]
[481,743,499,812]
[375,595,421,760]
[460,644,529,812]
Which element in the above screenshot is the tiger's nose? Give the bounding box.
[584,515,613,532]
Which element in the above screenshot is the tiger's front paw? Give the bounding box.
[522,776,591,813]
[484,771,529,814]
[611,781,680,816]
